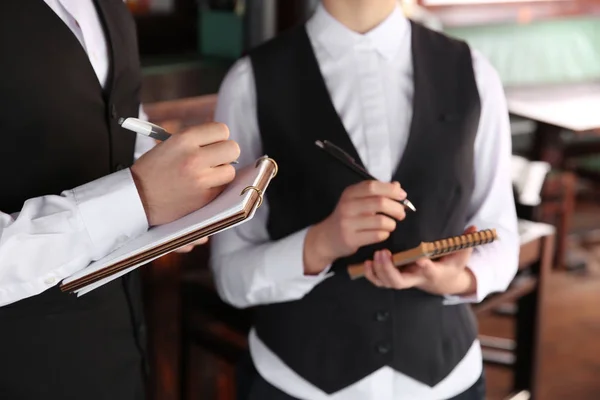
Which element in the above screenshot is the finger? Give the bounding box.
[196,164,236,188]
[372,251,391,288]
[415,257,435,268]
[199,139,241,168]
[352,230,391,248]
[373,250,408,289]
[347,214,396,232]
[191,237,209,245]
[181,122,230,146]
[344,197,406,220]
[415,257,437,278]
[464,225,477,234]
[175,237,208,253]
[344,180,407,202]
[176,245,194,253]
[395,268,428,288]
[364,260,384,287]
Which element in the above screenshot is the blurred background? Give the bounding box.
[125,1,600,399]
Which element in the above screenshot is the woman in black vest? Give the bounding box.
[0,1,239,399]
[210,0,520,399]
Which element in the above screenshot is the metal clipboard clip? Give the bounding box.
[239,156,278,209]
[241,186,264,208]
[255,155,278,178]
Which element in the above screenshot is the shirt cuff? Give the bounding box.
[443,252,491,305]
[262,228,332,283]
[73,169,149,258]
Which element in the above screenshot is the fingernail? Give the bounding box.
[385,250,392,261]
[379,250,387,261]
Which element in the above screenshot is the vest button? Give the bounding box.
[115,163,125,171]
[375,310,389,322]
[377,343,391,354]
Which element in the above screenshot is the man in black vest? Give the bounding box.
[211,0,519,399]
[0,1,239,399]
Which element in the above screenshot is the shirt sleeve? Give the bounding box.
[0,169,149,307]
[444,49,520,305]
[209,58,331,309]
[133,104,157,161]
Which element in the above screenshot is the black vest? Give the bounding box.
[250,23,481,393]
[0,1,146,398]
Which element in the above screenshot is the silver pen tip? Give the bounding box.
[315,140,324,148]
[404,199,416,212]
[117,117,125,125]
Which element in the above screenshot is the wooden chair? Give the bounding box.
[532,171,577,268]
[180,266,251,400]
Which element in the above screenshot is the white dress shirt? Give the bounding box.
[0,0,155,307]
[211,4,519,400]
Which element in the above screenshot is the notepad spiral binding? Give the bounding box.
[425,229,498,258]
[346,228,499,280]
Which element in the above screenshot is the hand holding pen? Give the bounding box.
[301,139,415,275]
[119,117,240,226]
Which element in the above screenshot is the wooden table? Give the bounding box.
[506,81,600,168]
[474,220,555,399]
[506,82,600,269]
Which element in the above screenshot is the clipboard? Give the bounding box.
[60,156,277,295]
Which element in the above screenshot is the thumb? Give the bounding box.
[415,257,435,270]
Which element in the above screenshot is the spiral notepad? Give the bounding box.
[61,156,278,295]
[347,229,498,279]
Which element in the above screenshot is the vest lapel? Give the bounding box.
[35,0,105,95]
[92,0,116,98]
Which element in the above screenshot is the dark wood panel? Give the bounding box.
[141,63,230,103]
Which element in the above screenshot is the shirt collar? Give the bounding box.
[306,3,409,61]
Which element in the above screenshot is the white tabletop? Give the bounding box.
[505,82,600,132]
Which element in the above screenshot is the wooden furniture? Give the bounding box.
[180,266,251,400]
[143,94,218,129]
[506,83,600,269]
[531,171,576,269]
[506,82,600,169]
[475,222,555,399]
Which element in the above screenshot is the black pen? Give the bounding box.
[118,117,238,164]
[315,140,416,212]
